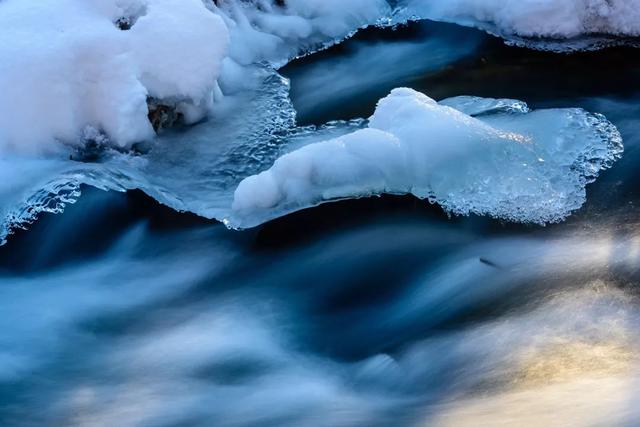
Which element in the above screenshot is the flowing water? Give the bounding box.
[2,19,640,427]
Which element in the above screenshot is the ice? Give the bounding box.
[0,68,366,243]
[3,86,620,243]
[438,96,530,116]
[395,0,640,50]
[1,0,635,151]
[231,88,623,227]
[0,0,392,154]
[0,0,389,243]
[210,0,392,68]
[0,0,630,244]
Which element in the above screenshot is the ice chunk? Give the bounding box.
[231,88,623,227]
[0,0,629,243]
[438,96,530,116]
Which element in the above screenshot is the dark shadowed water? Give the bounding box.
[2,20,640,427]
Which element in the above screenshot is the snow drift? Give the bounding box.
[0,0,389,154]
[396,0,640,48]
[0,0,229,153]
[232,88,623,226]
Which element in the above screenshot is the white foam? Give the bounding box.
[232,88,622,226]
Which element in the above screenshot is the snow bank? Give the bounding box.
[397,0,640,41]
[283,0,390,39]
[232,88,623,226]
[210,0,391,85]
[0,0,228,153]
[0,0,392,153]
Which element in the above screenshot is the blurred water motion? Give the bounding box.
[2,17,640,427]
[1,187,640,425]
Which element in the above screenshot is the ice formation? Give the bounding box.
[232,88,623,226]
[396,0,640,46]
[0,69,366,244]
[210,0,391,68]
[0,0,631,243]
[1,0,635,153]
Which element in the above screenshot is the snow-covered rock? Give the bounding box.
[0,0,228,153]
[0,0,393,153]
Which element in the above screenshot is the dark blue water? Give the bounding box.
[2,20,640,427]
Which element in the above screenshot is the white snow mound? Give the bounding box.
[0,0,229,153]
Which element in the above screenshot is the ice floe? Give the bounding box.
[231,88,622,226]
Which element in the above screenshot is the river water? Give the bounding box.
[1,19,640,427]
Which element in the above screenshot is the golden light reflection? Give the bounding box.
[431,374,636,427]
[513,341,634,387]
[430,340,638,427]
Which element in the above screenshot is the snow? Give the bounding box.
[130,0,229,111]
[232,88,623,226]
[0,0,637,153]
[209,0,391,92]
[284,0,390,39]
[0,0,392,154]
[0,0,228,153]
[0,0,630,242]
[397,0,640,40]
